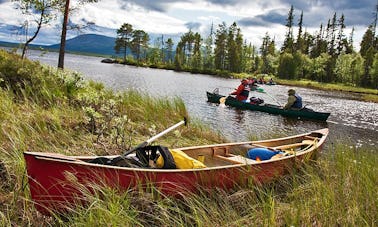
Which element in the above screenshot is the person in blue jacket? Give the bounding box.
[283,89,302,110]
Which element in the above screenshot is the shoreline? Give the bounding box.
[101,59,378,103]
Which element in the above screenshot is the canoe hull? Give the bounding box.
[24,129,328,215]
[207,91,330,121]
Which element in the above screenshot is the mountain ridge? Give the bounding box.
[0,33,180,57]
[0,34,121,56]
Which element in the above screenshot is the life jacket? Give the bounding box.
[239,85,249,97]
[292,94,303,108]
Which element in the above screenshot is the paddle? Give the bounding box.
[102,117,187,165]
[252,87,283,106]
[265,93,283,107]
[109,118,187,164]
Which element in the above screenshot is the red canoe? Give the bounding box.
[24,128,328,215]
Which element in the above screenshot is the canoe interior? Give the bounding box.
[175,131,325,167]
[73,129,326,168]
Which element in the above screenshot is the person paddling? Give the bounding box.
[283,89,302,110]
[230,79,250,102]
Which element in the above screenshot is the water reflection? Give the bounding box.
[23,50,378,149]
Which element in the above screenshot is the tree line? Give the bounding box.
[14,1,378,89]
[115,5,378,89]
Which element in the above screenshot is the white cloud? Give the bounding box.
[0,0,372,50]
[77,0,188,34]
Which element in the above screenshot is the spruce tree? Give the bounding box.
[281,5,295,53]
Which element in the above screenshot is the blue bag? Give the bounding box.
[247,148,282,160]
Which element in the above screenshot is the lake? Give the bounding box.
[27,50,377,149]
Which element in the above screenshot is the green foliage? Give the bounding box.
[306,53,330,82]
[0,49,83,105]
[114,23,133,62]
[277,52,296,79]
[112,12,378,89]
[370,53,378,88]
[334,53,364,86]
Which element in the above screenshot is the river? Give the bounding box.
[26,50,377,149]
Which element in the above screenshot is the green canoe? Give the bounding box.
[207,91,330,121]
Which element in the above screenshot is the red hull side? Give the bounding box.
[24,152,305,215]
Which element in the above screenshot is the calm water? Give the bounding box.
[27,50,378,149]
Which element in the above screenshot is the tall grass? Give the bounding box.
[51,143,376,226]
[0,49,376,226]
[0,48,224,225]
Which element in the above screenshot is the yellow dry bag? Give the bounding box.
[156,149,206,169]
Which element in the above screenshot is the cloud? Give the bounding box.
[238,10,287,27]
[0,0,373,50]
[185,21,201,30]
[118,0,185,12]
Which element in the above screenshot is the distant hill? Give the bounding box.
[0,33,180,57]
[0,34,119,56]
[48,34,118,56]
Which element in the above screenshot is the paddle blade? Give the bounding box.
[257,88,265,93]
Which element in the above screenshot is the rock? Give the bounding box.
[101,58,115,63]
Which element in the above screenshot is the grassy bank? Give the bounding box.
[0,49,377,225]
[275,78,378,103]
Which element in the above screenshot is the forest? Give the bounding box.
[114,5,378,89]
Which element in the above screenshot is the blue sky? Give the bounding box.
[0,0,376,50]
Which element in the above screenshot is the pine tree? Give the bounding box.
[165,38,174,64]
[214,22,228,70]
[281,5,295,53]
[346,27,355,54]
[131,30,149,62]
[227,22,237,72]
[191,32,202,70]
[235,27,244,73]
[296,11,304,53]
[336,14,347,55]
[114,23,133,63]
[203,23,215,70]
[360,26,375,58]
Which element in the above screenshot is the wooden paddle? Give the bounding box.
[110,118,187,164]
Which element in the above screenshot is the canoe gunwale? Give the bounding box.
[24,128,328,172]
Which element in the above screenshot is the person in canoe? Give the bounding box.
[283,89,302,110]
[267,78,276,85]
[230,79,250,102]
[247,77,259,90]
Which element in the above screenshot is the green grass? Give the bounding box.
[276,78,378,103]
[0,49,377,226]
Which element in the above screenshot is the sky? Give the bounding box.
[0,0,376,51]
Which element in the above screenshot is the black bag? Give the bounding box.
[88,145,176,169]
[250,97,264,104]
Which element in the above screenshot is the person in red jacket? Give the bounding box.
[230,79,250,102]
